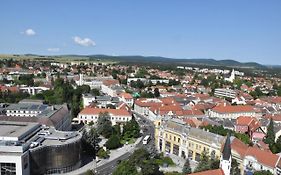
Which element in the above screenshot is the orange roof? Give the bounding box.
[264,114,281,121]
[102,79,119,86]
[245,147,279,168]
[189,169,224,175]
[212,105,255,114]
[120,92,133,99]
[236,116,260,132]
[79,107,131,116]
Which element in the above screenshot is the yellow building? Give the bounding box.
[155,119,225,161]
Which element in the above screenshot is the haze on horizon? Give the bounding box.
[0,0,280,65]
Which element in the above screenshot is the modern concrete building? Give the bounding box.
[0,121,82,175]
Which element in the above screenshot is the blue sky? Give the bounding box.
[0,0,281,64]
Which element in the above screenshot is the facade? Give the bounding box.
[208,105,256,119]
[0,121,82,175]
[119,92,134,107]
[214,88,237,99]
[77,107,132,125]
[19,86,50,95]
[155,119,224,162]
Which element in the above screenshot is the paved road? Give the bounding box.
[96,152,131,175]
[95,111,156,175]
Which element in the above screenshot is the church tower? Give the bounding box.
[220,133,232,175]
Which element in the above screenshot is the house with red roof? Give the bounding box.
[208,104,257,119]
[235,116,265,141]
[119,92,134,107]
[77,107,132,125]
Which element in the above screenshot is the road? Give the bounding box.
[95,111,156,175]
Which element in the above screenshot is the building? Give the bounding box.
[82,95,120,108]
[119,92,134,107]
[235,116,265,141]
[19,86,50,95]
[77,107,132,125]
[220,134,231,175]
[225,69,235,83]
[208,105,256,119]
[2,100,71,131]
[214,88,237,99]
[155,119,224,161]
[0,121,82,175]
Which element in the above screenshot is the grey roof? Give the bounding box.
[222,133,231,160]
[189,128,225,145]
[6,103,49,112]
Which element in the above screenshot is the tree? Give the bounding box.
[230,159,241,175]
[82,128,100,156]
[97,112,113,138]
[194,150,210,173]
[253,170,273,175]
[264,118,275,146]
[105,134,122,150]
[97,148,109,159]
[85,170,95,175]
[113,161,139,175]
[140,159,163,175]
[182,159,192,174]
[91,88,100,96]
[275,135,281,153]
[154,88,160,97]
[129,148,150,165]
[123,117,140,139]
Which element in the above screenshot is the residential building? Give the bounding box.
[119,92,134,107]
[208,105,256,119]
[77,107,132,125]
[214,88,237,99]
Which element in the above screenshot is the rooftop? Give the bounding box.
[0,121,40,141]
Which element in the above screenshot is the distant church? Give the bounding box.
[225,69,236,83]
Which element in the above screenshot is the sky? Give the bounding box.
[0,0,281,64]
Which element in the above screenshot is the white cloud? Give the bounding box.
[23,28,36,36]
[47,48,60,52]
[73,36,96,47]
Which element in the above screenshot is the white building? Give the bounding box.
[19,86,50,95]
[77,107,132,125]
[214,88,237,99]
[119,92,134,107]
[208,105,256,119]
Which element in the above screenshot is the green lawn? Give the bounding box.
[121,138,136,145]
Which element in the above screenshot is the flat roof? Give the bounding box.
[0,121,40,140]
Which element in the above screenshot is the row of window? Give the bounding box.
[80,115,130,121]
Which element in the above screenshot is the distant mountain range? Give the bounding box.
[12,54,266,69]
[87,55,265,69]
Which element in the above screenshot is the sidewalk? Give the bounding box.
[97,137,142,167]
[63,137,142,175]
[159,154,198,173]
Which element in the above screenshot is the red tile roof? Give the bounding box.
[79,107,131,116]
[189,169,224,175]
[236,116,260,132]
[212,105,255,114]
[120,92,133,99]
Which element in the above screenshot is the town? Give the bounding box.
[0,56,281,175]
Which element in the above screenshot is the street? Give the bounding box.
[94,111,156,175]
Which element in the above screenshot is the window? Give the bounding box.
[174,136,176,141]
[0,162,16,175]
[178,138,181,143]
